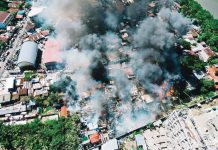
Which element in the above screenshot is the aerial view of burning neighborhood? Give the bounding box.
[0,0,218,149]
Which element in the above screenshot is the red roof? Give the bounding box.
[42,40,62,64]
[89,133,101,144]
[0,11,9,23]
[60,106,68,118]
[208,66,218,89]
[16,14,23,19]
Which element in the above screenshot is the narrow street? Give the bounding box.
[0,18,29,78]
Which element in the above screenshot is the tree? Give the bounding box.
[179,39,191,50]
[25,3,32,9]
[0,114,81,150]
[199,79,215,94]
[64,115,81,150]
[180,56,206,71]
[0,1,8,11]
[0,41,6,52]
[207,56,218,65]
[180,0,218,52]
[47,92,61,106]
[215,71,218,76]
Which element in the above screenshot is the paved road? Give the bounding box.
[0,18,29,78]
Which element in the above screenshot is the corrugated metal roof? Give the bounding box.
[5,77,15,89]
[0,11,9,23]
[42,40,62,64]
[17,41,38,68]
[135,134,147,150]
[60,106,68,118]
[101,139,118,150]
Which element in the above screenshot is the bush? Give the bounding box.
[179,39,191,50]
[215,71,218,76]
[24,71,35,81]
[199,79,215,94]
[208,56,218,65]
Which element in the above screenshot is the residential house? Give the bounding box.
[0,103,26,116]
[207,65,218,89]
[135,134,147,150]
[0,90,11,104]
[89,132,101,144]
[60,106,69,118]
[0,11,13,29]
[101,139,119,150]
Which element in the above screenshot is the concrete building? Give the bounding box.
[163,109,204,149]
[0,11,13,29]
[101,139,119,150]
[138,108,218,150]
[135,134,147,150]
[17,41,38,69]
[0,104,26,116]
[5,77,15,92]
[0,91,11,104]
[28,6,45,18]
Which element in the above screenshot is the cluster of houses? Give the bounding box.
[0,0,67,125]
[0,0,27,42]
[0,70,70,125]
[183,25,218,90]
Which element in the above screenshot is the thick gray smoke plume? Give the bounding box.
[133,17,175,50]
[38,0,191,135]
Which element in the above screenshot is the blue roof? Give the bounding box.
[18,10,25,15]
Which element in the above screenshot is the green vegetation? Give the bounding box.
[180,55,206,72]
[47,92,62,106]
[208,56,218,65]
[199,79,215,95]
[24,3,32,9]
[179,39,191,50]
[0,1,8,11]
[146,122,155,129]
[215,71,218,76]
[0,115,81,150]
[180,0,218,52]
[24,71,35,81]
[19,3,25,10]
[177,0,218,100]
[0,41,6,52]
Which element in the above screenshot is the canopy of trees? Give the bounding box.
[208,56,218,65]
[0,1,8,11]
[0,115,81,150]
[180,0,218,52]
[179,39,191,50]
[199,79,215,95]
[180,55,206,72]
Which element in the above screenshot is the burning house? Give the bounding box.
[36,0,191,147]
